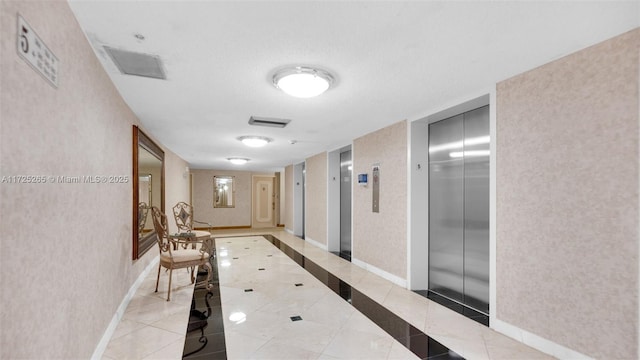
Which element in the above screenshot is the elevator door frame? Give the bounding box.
[408,94,493,326]
[427,105,490,319]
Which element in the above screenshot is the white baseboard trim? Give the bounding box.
[304,236,328,251]
[91,256,159,360]
[492,319,593,360]
[352,258,407,288]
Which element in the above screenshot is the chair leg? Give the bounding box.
[204,262,212,286]
[155,263,161,293]
[190,266,195,284]
[167,268,173,301]
[206,262,213,290]
[195,262,213,291]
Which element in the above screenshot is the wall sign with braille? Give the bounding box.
[372,164,380,213]
[17,14,59,88]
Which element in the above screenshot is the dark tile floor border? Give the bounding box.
[261,235,464,360]
[182,245,226,359]
[183,234,465,360]
[413,290,489,327]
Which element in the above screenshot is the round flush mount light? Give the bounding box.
[272,66,335,98]
[237,136,272,148]
[227,157,249,165]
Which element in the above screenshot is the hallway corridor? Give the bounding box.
[101,229,551,359]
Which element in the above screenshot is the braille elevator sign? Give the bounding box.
[17,14,59,88]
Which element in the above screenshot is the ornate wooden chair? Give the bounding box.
[137,202,149,236]
[172,202,213,253]
[173,202,212,234]
[151,206,212,301]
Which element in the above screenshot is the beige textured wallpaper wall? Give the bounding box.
[165,152,192,234]
[496,28,639,359]
[284,165,294,231]
[353,120,407,279]
[0,2,189,358]
[305,152,328,246]
[191,169,253,227]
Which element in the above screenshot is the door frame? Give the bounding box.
[408,93,494,322]
[251,174,276,228]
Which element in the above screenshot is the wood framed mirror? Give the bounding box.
[132,126,164,260]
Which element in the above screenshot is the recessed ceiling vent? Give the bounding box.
[104,46,166,80]
[249,116,291,128]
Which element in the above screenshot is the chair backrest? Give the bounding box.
[138,202,149,235]
[151,206,171,254]
[173,201,194,232]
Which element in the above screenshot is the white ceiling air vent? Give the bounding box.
[104,46,166,80]
[248,116,291,128]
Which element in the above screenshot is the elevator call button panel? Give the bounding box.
[372,165,380,213]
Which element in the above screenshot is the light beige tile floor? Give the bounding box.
[102,265,196,360]
[102,228,554,360]
[217,235,418,359]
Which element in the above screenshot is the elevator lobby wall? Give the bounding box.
[352,120,409,284]
[191,169,280,229]
[495,28,639,359]
[0,1,191,358]
[284,164,294,232]
[304,152,328,249]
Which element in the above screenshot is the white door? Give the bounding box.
[253,176,274,228]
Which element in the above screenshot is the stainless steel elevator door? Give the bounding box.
[428,106,490,315]
[462,106,490,313]
[340,150,352,259]
[429,114,465,303]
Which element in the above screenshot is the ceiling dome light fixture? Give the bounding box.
[237,136,272,148]
[273,66,335,98]
[227,157,249,165]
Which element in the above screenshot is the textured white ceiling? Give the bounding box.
[68,1,639,172]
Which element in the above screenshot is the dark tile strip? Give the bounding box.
[414,290,489,327]
[182,240,226,359]
[261,234,464,360]
[330,251,352,262]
